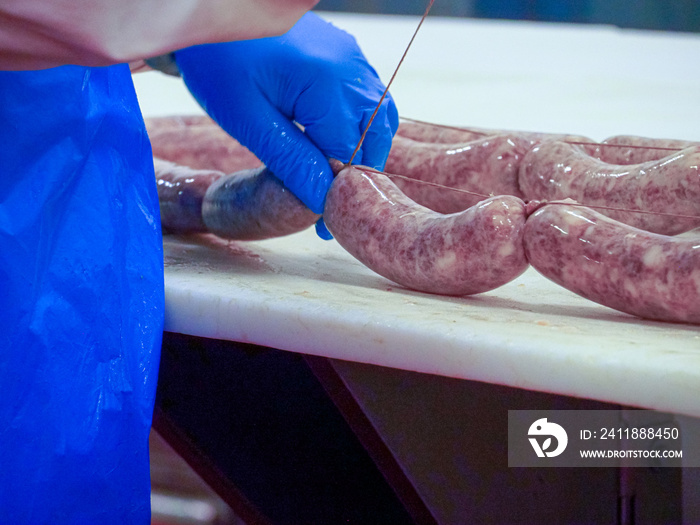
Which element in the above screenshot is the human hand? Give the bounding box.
[175,12,399,224]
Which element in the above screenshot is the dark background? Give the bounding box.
[316,0,700,33]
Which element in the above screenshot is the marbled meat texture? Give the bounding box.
[324,164,529,296]
[385,134,533,213]
[524,204,700,324]
[594,135,700,165]
[396,118,593,147]
[145,116,262,174]
[519,141,700,235]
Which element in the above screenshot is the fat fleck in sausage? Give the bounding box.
[323,163,529,295]
[519,141,700,235]
[523,203,700,324]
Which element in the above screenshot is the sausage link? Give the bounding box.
[146,117,262,173]
[154,158,223,233]
[202,167,319,241]
[519,141,700,235]
[385,134,533,213]
[324,164,528,296]
[524,204,700,324]
[594,135,700,165]
[397,118,489,143]
[396,118,592,147]
[149,116,316,241]
[145,115,217,135]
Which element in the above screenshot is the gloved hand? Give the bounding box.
[174,12,399,235]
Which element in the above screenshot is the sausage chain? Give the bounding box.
[146,116,700,324]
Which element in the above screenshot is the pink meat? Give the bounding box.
[145,114,217,135]
[324,164,529,296]
[524,204,700,324]
[519,141,700,235]
[594,135,700,165]
[396,118,592,147]
[385,134,533,213]
[146,117,262,174]
[397,119,490,143]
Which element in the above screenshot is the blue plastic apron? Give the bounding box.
[0,64,164,524]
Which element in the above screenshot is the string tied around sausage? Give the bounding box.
[356,165,700,223]
[340,3,698,227]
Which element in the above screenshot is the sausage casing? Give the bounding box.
[324,165,528,296]
[154,158,223,233]
[385,134,532,213]
[595,135,700,165]
[202,167,319,241]
[146,116,262,173]
[519,141,700,235]
[524,204,700,324]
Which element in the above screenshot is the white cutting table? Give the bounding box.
[133,13,700,419]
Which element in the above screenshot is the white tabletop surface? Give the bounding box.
[133,13,700,419]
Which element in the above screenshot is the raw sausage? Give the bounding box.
[324,162,529,296]
[385,131,598,214]
[397,119,700,165]
[523,203,700,324]
[154,158,317,241]
[389,120,595,214]
[594,135,700,165]
[154,157,223,233]
[384,134,532,213]
[149,116,317,240]
[519,141,700,235]
[146,116,262,173]
[397,118,489,143]
[202,167,319,241]
[396,118,593,147]
[145,115,216,135]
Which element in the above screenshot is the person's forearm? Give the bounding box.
[0,0,318,70]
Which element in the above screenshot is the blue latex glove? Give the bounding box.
[174,12,399,227]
